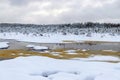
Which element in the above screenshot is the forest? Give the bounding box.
[0,22,120,36]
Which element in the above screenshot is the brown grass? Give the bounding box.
[62,40,77,43]
[86,50,120,57]
[0,49,89,59]
[0,49,120,60]
[51,49,66,52]
[84,40,119,44]
[0,49,62,59]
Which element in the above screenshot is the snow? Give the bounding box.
[26,45,35,48]
[82,49,88,51]
[102,50,118,52]
[0,42,9,49]
[65,50,76,53]
[0,26,120,80]
[48,72,79,80]
[67,52,77,54]
[18,53,24,56]
[50,52,61,55]
[65,50,77,54]
[95,73,120,80]
[87,56,120,61]
[0,32,120,43]
[26,45,48,50]
[74,56,120,61]
[0,56,120,80]
[33,46,48,50]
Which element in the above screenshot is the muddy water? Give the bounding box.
[0,39,120,51]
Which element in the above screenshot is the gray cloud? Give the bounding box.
[9,0,28,6]
[0,0,120,24]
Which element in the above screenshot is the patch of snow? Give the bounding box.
[26,45,35,48]
[0,42,9,49]
[18,53,24,55]
[65,50,76,53]
[65,50,77,54]
[26,45,48,51]
[102,50,118,52]
[87,56,120,61]
[51,52,61,54]
[11,53,16,55]
[67,52,77,54]
[82,49,88,51]
[33,46,48,50]
[74,56,120,61]
[43,51,50,53]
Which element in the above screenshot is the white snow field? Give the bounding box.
[0,42,9,49]
[0,32,120,43]
[0,56,120,80]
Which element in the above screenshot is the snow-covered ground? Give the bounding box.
[0,32,120,43]
[0,42,9,49]
[73,56,120,61]
[0,56,120,80]
[0,25,120,80]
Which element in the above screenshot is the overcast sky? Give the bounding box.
[0,0,120,24]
